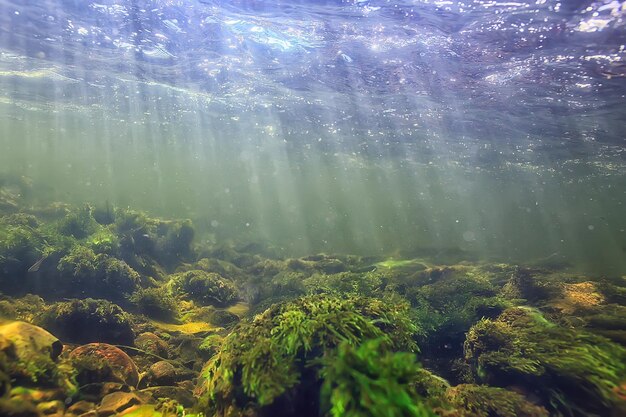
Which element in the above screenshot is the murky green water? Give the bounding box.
[1,1,626,417]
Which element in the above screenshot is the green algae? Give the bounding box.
[464,307,626,416]
[199,294,419,416]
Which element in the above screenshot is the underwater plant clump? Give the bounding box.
[463,307,626,416]
[56,245,141,301]
[406,271,509,380]
[302,271,384,297]
[443,384,549,417]
[0,217,46,289]
[170,270,239,307]
[114,209,196,270]
[129,286,179,321]
[198,293,420,417]
[36,298,136,345]
[56,206,100,239]
[320,338,436,417]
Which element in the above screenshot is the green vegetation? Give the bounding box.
[130,286,179,321]
[57,245,141,301]
[199,294,419,416]
[170,270,239,307]
[36,298,135,345]
[443,384,549,417]
[320,339,436,417]
[464,307,626,416]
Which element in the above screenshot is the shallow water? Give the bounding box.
[0,3,626,416]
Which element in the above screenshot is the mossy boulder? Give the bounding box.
[57,246,140,301]
[129,286,178,321]
[56,206,99,239]
[408,271,509,380]
[0,321,73,392]
[114,209,195,270]
[134,333,169,359]
[170,270,238,307]
[36,299,135,345]
[443,384,549,417]
[69,343,139,388]
[198,294,420,417]
[463,307,626,416]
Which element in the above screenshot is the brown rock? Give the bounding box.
[97,392,142,417]
[78,382,129,404]
[0,321,63,360]
[0,397,41,417]
[67,401,96,415]
[139,386,196,408]
[70,343,139,388]
[134,332,169,359]
[147,361,177,386]
[36,400,64,416]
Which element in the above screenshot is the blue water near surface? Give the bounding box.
[2,0,625,141]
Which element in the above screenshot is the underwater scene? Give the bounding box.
[1,0,626,416]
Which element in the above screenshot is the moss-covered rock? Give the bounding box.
[56,206,99,239]
[198,293,419,417]
[0,321,74,393]
[114,209,195,271]
[302,271,383,297]
[129,287,178,321]
[443,384,549,417]
[463,307,626,416]
[69,343,139,388]
[408,271,509,380]
[56,246,140,301]
[36,299,135,345]
[134,333,169,359]
[170,270,238,307]
[319,338,436,417]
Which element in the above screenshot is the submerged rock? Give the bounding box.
[134,333,169,359]
[198,293,422,417]
[463,307,626,416]
[138,386,195,408]
[170,270,239,307]
[0,321,62,361]
[97,391,143,417]
[443,384,548,417]
[70,343,139,388]
[0,321,65,388]
[36,298,135,345]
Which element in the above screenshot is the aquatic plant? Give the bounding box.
[407,271,509,380]
[57,245,140,301]
[170,270,239,307]
[115,209,195,270]
[0,216,46,289]
[36,298,135,345]
[198,334,224,359]
[130,286,179,321]
[56,205,99,239]
[319,338,437,417]
[443,384,549,417]
[198,294,418,416]
[85,227,120,255]
[463,307,626,416]
[302,271,384,297]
